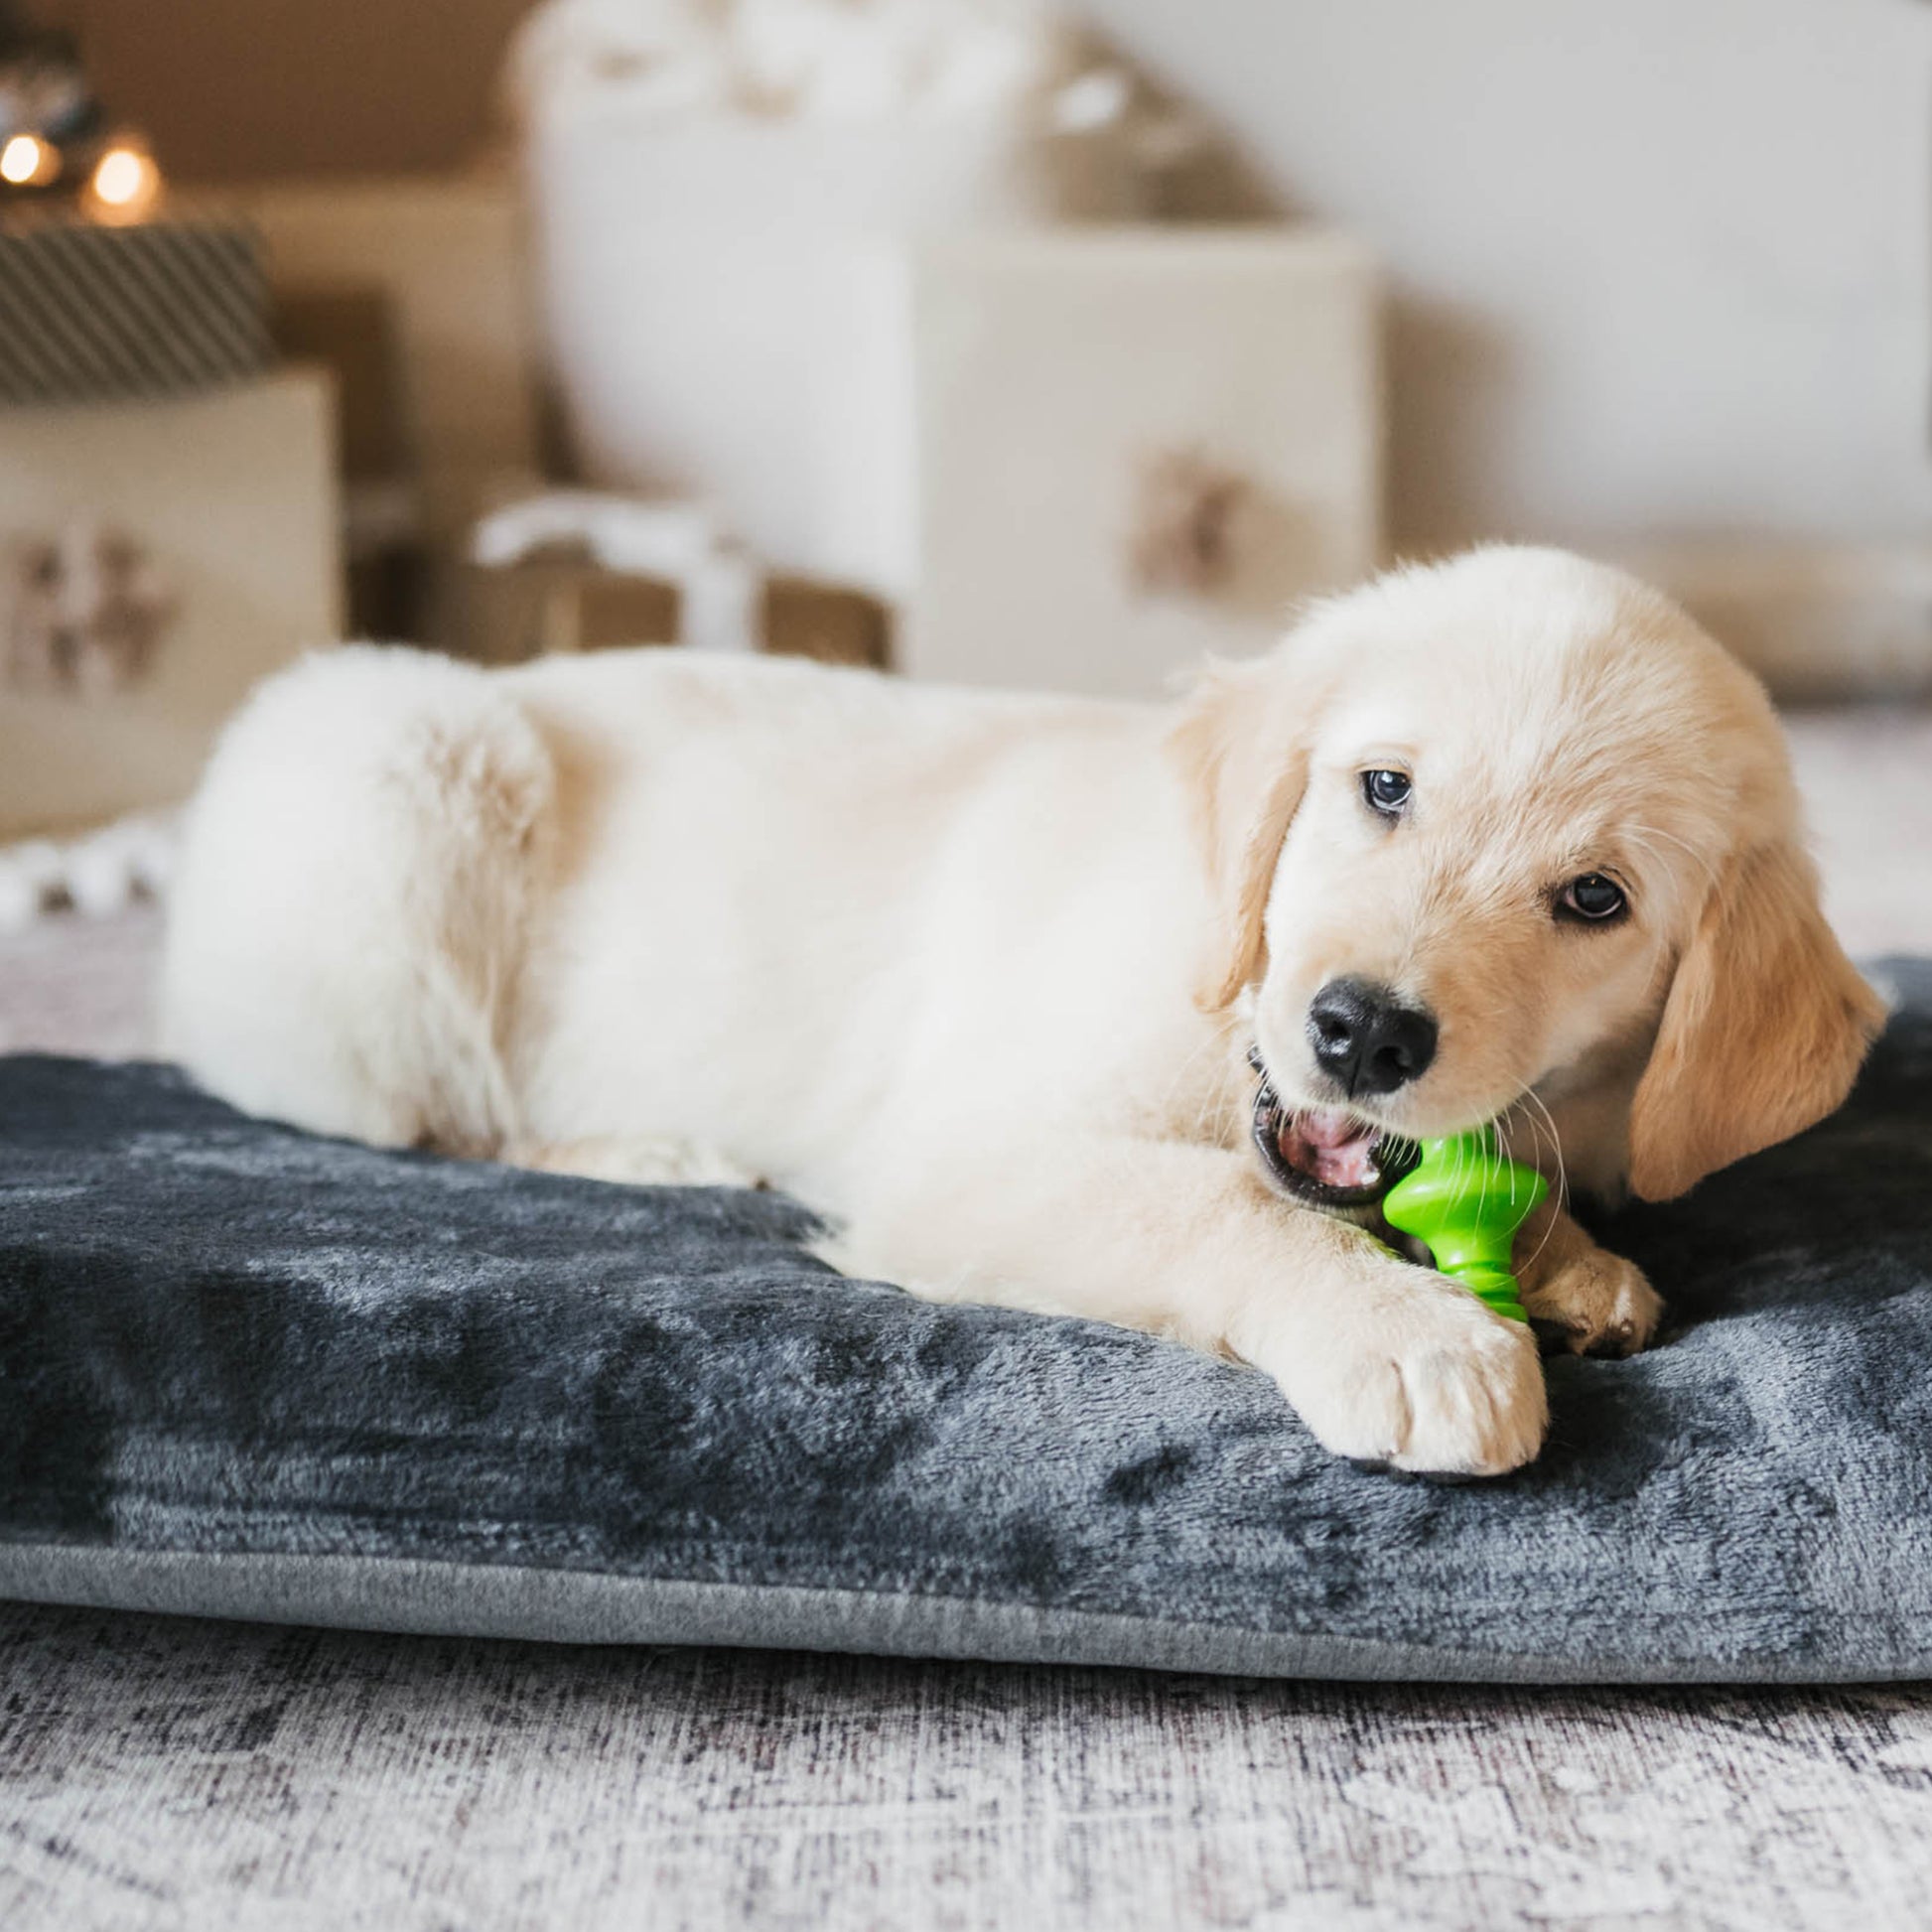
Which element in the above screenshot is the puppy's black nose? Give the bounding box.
[1307,977,1439,1096]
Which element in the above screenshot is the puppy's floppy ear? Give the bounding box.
[1168,653,1319,1013]
[1627,837,1886,1200]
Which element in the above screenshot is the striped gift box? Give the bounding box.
[0,217,270,407]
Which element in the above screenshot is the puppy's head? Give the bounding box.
[1173,546,1884,1209]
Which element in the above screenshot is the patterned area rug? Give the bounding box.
[6,1600,1932,1931]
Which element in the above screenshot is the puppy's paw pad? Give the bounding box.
[1525,1251,1662,1359]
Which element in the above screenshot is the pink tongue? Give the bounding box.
[1281,1109,1380,1188]
[1299,1107,1365,1150]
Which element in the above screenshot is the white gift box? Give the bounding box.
[515,5,1377,694]
[529,114,1142,603]
[534,213,1380,695]
[904,227,1382,696]
[0,370,340,837]
[519,0,1149,603]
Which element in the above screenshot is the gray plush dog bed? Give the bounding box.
[3,961,1930,1684]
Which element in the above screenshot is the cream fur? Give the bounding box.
[161,547,1884,1476]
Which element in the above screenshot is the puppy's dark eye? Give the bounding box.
[1362,769,1411,816]
[1558,873,1627,923]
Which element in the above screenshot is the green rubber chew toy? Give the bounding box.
[1380,1125,1547,1324]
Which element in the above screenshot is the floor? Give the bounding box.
[7,1603,1932,1932]
[3,705,1931,1930]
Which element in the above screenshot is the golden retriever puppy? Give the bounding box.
[161,547,1883,1476]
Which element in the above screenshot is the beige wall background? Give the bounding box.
[28,0,535,182]
[1093,0,1932,554]
[28,0,1932,558]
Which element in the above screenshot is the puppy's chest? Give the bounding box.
[1138,1056,1252,1154]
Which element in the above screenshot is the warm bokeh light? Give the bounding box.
[0,133,53,186]
[92,146,150,206]
[85,142,161,221]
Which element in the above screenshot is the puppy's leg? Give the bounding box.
[836,1137,1547,1477]
[1514,1203,1663,1358]
[163,647,553,1154]
[513,1136,763,1189]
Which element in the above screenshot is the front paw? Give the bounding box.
[1273,1278,1549,1478]
[1523,1247,1662,1358]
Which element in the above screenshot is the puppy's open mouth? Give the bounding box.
[1248,1049,1420,1208]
